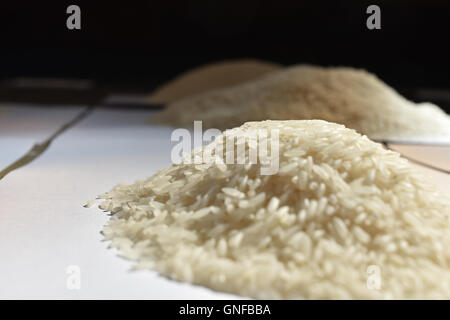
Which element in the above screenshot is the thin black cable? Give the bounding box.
[381,141,450,175]
[0,105,94,180]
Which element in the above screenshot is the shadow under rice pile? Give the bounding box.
[154,65,450,140]
[97,120,450,299]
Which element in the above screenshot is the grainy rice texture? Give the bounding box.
[147,59,281,104]
[98,120,450,299]
[154,65,450,140]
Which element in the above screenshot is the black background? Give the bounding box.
[0,300,442,317]
[0,1,449,101]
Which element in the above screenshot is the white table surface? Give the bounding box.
[0,105,448,299]
[0,106,238,299]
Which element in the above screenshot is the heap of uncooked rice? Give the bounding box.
[154,65,450,140]
[148,59,281,104]
[98,120,450,299]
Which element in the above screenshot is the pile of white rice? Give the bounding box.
[147,59,281,104]
[154,65,450,140]
[98,120,450,299]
